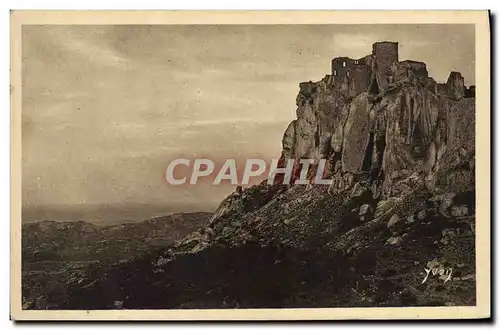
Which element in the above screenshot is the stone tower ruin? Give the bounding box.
[372,41,399,92]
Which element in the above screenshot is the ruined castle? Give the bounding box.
[281,41,475,196]
[323,41,475,100]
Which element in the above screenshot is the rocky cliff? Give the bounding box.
[58,42,476,310]
[280,41,474,198]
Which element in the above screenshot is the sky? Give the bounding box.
[22,24,475,213]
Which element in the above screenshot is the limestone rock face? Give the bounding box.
[284,76,350,161]
[382,86,441,180]
[446,98,475,155]
[341,93,372,173]
[330,103,350,154]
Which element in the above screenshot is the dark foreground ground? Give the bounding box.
[22,181,475,310]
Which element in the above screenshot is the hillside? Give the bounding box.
[21,212,211,309]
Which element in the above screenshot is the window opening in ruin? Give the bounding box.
[342,62,346,67]
[334,70,337,76]
[347,71,350,77]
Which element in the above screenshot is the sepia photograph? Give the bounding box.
[10,10,491,320]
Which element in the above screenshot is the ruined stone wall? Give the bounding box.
[393,60,428,85]
[331,57,353,77]
[331,57,367,76]
[331,56,371,98]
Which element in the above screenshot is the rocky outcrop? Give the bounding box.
[280,42,474,200]
[282,77,348,161]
